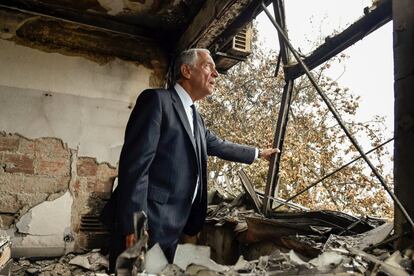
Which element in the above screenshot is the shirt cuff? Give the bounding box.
[255,148,259,159]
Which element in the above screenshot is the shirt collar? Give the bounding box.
[174,83,194,108]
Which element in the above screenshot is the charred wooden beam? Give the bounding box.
[208,0,262,53]
[272,0,289,66]
[210,0,276,53]
[263,0,294,216]
[0,0,158,40]
[393,0,414,247]
[285,0,392,80]
[176,0,262,54]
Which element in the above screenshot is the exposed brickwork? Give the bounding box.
[0,174,69,194]
[72,179,81,197]
[0,134,74,228]
[77,157,98,177]
[0,152,4,170]
[72,157,116,250]
[18,137,35,156]
[16,193,49,214]
[24,175,70,194]
[35,138,70,159]
[96,164,117,194]
[0,192,19,213]
[0,133,19,152]
[75,158,116,195]
[0,133,117,251]
[0,214,14,228]
[3,153,34,174]
[36,158,70,176]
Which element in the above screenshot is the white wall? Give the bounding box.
[0,39,163,165]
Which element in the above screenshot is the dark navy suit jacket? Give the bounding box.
[101,88,256,249]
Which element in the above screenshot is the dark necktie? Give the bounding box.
[191,104,201,163]
[191,104,198,140]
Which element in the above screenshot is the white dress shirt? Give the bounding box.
[175,83,196,135]
[174,83,200,202]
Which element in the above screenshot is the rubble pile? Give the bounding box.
[229,247,413,275]
[9,244,414,275]
[110,195,414,275]
[11,250,109,276]
[4,191,414,275]
[200,191,414,275]
[206,198,258,231]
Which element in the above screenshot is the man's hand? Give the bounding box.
[125,233,137,248]
[259,148,280,161]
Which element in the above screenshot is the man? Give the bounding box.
[101,48,277,272]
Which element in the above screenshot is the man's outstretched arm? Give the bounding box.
[205,128,278,163]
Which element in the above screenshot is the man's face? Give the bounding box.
[188,51,219,100]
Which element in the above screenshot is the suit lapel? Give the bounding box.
[171,89,197,153]
[193,109,203,201]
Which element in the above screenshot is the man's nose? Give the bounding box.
[212,68,218,77]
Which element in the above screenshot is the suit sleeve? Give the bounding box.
[116,89,162,235]
[205,127,256,164]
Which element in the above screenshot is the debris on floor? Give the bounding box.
[12,250,109,276]
[7,190,414,275]
[144,243,168,274]
[198,189,414,275]
[68,249,109,272]
[0,236,12,276]
[173,244,227,273]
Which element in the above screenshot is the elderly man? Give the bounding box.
[101,48,277,272]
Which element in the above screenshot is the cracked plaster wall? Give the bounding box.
[0,39,162,164]
[0,38,164,256]
[13,191,74,257]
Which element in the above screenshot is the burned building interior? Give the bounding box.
[0,0,413,275]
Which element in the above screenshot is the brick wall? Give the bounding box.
[0,132,117,250]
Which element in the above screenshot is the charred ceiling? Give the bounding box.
[0,0,206,41]
[0,0,262,74]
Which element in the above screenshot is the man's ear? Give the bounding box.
[181,64,191,79]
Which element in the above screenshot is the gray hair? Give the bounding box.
[173,48,211,82]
